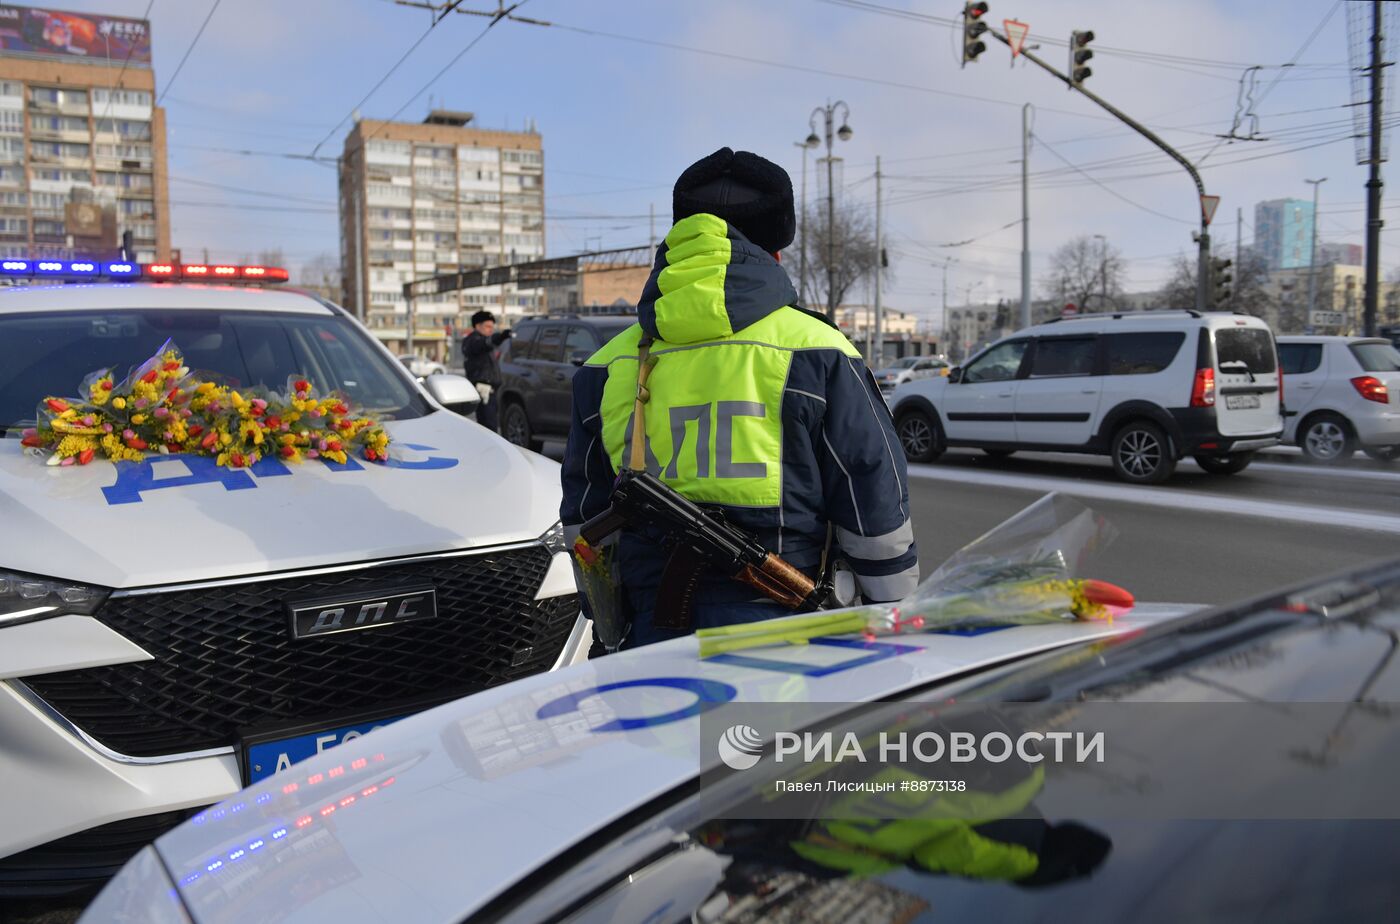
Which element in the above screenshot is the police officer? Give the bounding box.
[561,147,917,649]
[462,310,509,432]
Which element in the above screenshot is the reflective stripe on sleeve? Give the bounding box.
[856,564,920,604]
[836,520,914,561]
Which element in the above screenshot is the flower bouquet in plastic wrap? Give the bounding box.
[17,339,390,469]
[697,493,1134,658]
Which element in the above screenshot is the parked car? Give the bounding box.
[0,263,588,899]
[85,556,1400,924]
[496,314,635,451]
[890,310,1283,484]
[396,354,447,379]
[1277,335,1400,463]
[873,355,948,393]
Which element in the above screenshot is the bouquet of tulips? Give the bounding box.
[17,340,391,469]
[697,493,1134,658]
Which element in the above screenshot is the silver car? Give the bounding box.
[874,355,947,393]
[1278,336,1400,463]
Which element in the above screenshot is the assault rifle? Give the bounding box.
[577,468,830,629]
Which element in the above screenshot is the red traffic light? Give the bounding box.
[968,1,988,17]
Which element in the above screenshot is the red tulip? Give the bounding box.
[78,448,95,465]
[45,398,68,413]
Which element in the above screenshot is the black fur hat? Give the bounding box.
[673,147,796,254]
[470,310,495,327]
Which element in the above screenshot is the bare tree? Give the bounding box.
[783,205,886,317]
[1042,235,1125,312]
[297,252,342,301]
[1161,248,1279,324]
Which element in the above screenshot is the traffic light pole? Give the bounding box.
[990,33,1210,311]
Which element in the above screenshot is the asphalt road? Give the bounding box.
[903,448,1399,607]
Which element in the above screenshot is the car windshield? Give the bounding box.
[0,308,429,431]
[1351,341,1400,372]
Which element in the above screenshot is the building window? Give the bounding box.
[0,110,22,134]
[30,86,88,107]
[95,119,152,141]
[92,88,152,108]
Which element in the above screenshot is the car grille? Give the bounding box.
[0,809,194,898]
[26,546,579,758]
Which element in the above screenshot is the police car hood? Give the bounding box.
[120,605,1195,924]
[637,213,799,344]
[0,411,561,589]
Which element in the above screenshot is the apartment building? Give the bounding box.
[339,111,545,357]
[0,6,168,262]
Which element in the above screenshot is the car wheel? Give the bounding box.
[1193,451,1254,475]
[1363,445,1400,463]
[502,401,543,453]
[1299,413,1354,464]
[1110,421,1175,485]
[895,408,945,463]
[981,448,1016,459]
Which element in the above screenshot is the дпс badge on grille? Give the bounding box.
[287,586,439,640]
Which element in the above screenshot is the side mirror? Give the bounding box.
[570,350,591,367]
[948,366,963,384]
[423,373,480,411]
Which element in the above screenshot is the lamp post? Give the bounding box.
[793,138,818,305]
[806,101,852,321]
[1305,177,1327,324]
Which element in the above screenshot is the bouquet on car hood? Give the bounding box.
[17,340,391,469]
[698,494,1134,658]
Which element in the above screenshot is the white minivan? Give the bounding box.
[891,310,1283,483]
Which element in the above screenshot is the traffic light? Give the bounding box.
[1069,29,1094,88]
[1210,257,1233,307]
[962,2,989,66]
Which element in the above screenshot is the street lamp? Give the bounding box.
[794,138,819,305]
[1305,177,1327,325]
[808,100,852,320]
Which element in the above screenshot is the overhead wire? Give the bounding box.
[308,0,472,158]
[156,0,221,105]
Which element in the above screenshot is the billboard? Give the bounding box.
[0,5,150,65]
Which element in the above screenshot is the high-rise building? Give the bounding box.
[1254,198,1314,271]
[0,5,169,263]
[338,111,545,357]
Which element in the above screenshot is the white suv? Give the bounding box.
[1278,336,1400,463]
[0,265,587,899]
[891,311,1283,484]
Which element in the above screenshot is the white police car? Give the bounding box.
[84,556,1400,924]
[0,260,587,898]
[81,601,1189,923]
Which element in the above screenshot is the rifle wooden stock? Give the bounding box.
[736,554,819,610]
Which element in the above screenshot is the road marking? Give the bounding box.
[907,463,1400,535]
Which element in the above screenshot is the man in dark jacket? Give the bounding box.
[462,310,509,431]
[561,147,917,649]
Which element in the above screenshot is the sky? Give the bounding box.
[44,0,1389,329]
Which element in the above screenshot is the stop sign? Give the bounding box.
[1062,302,1079,317]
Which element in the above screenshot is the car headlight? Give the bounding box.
[0,570,109,628]
[539,520,569,556]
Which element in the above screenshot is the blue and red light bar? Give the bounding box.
[0,259,288,283]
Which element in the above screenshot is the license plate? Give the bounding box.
[1225,394,1261,410]
[243,714,406,784]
